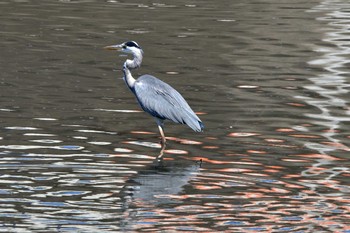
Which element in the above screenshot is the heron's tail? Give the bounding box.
[190,120,204,132]
[199,121,205,132]
[184,113,204,132]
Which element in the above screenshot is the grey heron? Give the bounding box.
[104,41,204,145]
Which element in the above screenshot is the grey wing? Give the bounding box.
[133,75,204,132]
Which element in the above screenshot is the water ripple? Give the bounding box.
[0,0,349,232]
[0,145,84,150]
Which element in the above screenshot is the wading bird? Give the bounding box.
[104,41,204,145]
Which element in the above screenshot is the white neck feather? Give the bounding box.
[122,50,143,89]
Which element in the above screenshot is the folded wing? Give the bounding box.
[133,75,204,132]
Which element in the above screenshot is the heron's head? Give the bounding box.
[104,41,143,55]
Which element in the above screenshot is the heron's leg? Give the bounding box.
[158,125,166,145]
[156,142,166,160]
[155,118,166,145]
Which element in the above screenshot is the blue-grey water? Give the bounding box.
[0,0,349,232]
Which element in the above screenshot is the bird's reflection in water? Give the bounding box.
[123,160,200,204]
[119,143,201,231]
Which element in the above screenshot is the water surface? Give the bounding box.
[0,0,349,232]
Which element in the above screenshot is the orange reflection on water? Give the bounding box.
[263,169,281,173]
[276,128,295,132]
[264,165,284,173]
[322,141,350,151]
[296,153,342,161]
[247,150,267,154]
[166,136,202,145]
[228,132,260,137]
[163,157,175,161]
[287,102,306,107]
[194,185,222,190]
[284,183,305,189]
[264,138,285,143]
[261,187,290,194]
[266,165,284,170]
[240,192,265,199]
[130,131,156,135]
[322,129,340,133]
[202,145,219,149]
[282,174,301,179]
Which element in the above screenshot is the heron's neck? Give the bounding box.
[122,65,136,90]
[125,50,143,70]
[122,50,143,90]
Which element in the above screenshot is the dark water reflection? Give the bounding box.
[1,0,350,232]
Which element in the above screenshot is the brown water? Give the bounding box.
[1,0,349,232]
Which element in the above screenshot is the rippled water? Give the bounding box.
[1,0,349,232]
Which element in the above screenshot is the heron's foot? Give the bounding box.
[153,157,165,168]
[196,159,203,168]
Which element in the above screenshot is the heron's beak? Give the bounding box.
[104,44,123,51]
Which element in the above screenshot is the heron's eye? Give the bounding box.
[122,45,127,49]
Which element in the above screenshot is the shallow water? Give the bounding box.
[0,0,349,232]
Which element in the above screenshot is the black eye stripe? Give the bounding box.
[124,41,141,49]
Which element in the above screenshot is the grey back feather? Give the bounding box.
[132,75,204,132]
